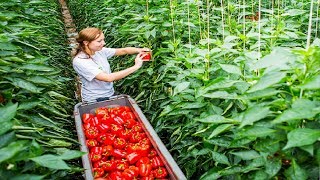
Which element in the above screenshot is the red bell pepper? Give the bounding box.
[132,124,143,132]
[139,163,152,177]
[120,106,131,112]
[113,137,127,149]
[86,139,98,148]
[126,152,141,164]
[110,124,124,136]
[152,167,168,178]
[103,133,116,145]
[83,122,94,130]
[85,127,99,139]
[82,113,94,124]
[109,171,123,180]
[123,118,137,129]
[116,159,129,171]
[139,144,151,157]
[101,145,113,157]
[92,116,101,126]
[97,123,110,133]
[101,160,117,172]
[112,149,127,159]
[113,116,125,125]
[129,132,144,143]
[151,156,164,168]
[136,157,150,167]
[92,167,104,178]
[140,176,155,180]
[119,128,132,140]
[96,107,109,119]
[126,143,141,154]
[93,159,106,168]
[90,147,102,162]
[124,111,135,120]
[139,138,151,146]
[122,166,139,179]
[148,149,157,158]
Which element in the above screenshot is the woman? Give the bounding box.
[73,27,150,102]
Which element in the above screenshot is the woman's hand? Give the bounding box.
[134,53,145,68]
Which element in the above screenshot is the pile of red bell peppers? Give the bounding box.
[82,106,169,179]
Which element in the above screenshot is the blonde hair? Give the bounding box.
[73,27,103,57]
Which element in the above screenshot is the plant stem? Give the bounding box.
[187,0,192,55]
[169,0,176,57]
[306,0,314,49]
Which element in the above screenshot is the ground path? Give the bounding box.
[58,0,81,100]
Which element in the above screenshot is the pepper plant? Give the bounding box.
[0,0,84,179]
[68,0,320,179]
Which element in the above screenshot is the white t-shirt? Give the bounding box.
[73,47,116,102]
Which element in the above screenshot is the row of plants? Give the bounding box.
[0,0,83,179]
[68,0,320,179]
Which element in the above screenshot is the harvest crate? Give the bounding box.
[73,94,186,180]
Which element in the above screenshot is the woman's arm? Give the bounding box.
[95,53,144,82]
[95,65,140,82]
[115,47,150,56]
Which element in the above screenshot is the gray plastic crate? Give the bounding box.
[73,94,186,180]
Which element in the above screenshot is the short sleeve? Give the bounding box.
[101,47,116,59]
[73,58,103,81]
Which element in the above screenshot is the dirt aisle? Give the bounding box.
[58,0,82,100]
[58,0,77,51]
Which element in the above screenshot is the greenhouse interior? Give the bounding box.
[0,0,320,179]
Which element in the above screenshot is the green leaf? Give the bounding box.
[265,158,282,177]
[18,100,41,110]
[252,47,294,70]
[0,42,18,51]
[55,148,86,160]
[230,150,260,160]
[197,78,241,97]
[285,9,307,16]
[195,115,238,124]
[236,105,270,128]
[253,170,269,180]
[177,102,206,109]
[27,76,55,85]
[219,64,242,75]
[200,168,221,180]
[284,160,307,180]
[11,174,45,180]
[47,139,72,147]
[248,71,287,93]
[173,82,190,96]
[203,91,238,99]
[208,124,233,139]
[237,126,276,138]
[241,88,282,100]
[272,99,320,124]
[283,128,320,150]
[30,154,70,170]
[298,74,320,90]
[20,64,55,72]
[6,77,44,93]
[204,138,231,148]
[211,151,230,165]
[0,131,15,148]
[0,103,18,123]
[0,141,27,163]
[0,121,13,135]
[254,138,280,154]
[243,157,265,172]
[30,139,43,157]
[299,144,314,156]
